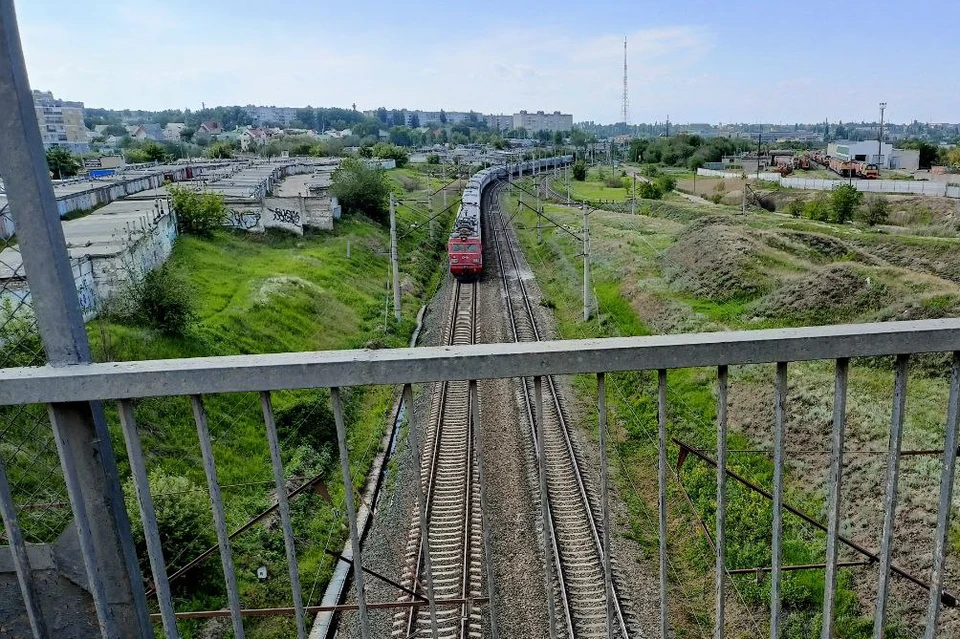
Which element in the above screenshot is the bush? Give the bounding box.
[830,183,863,223]
[572,160,587,181]
[139,265,194,335]
[786,198,804,218]
[0,301,43,367]
[805,193,831,221]
[206,141,233,159]
[371,142,409,168]
[168,185,226,237]
[426,153,440,165]
[331,158,391,223]
[640,164,660,178]
[861,195,889,226]
[654,175,677,193]
[638,181,664,200]
[604,175,624,188]
[124,470,216,592]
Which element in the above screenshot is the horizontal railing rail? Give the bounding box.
[2,319,960,404]
[3,318,960,638]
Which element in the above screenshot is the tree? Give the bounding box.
[391,110,405,127]
[168,185,226,237]
[572,160,587,181]
[371,142,409,167]
[829,183,863,223]
[439,109,447,124]
[330,158,391,223]
[207,141,233,159]
[554,131,564,146]
[897,139,940,169]
[654,175,676,193]
[861,195,889,226]
[138,141,167,162]
[946,147,960,168]
[388,126,413,147]
[409,113,420,128]
[45,146,80,178]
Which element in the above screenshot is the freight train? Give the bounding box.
[448,155,573,279]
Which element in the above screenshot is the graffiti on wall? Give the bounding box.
[270,207,300,226]
[227,209,262,231]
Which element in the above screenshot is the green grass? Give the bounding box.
[0,180,455,637]
[500,191,929,637]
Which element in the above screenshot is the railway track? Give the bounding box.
[393,279,484,639]
[486,180,636,639]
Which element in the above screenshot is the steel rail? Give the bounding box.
[489,180,632,638]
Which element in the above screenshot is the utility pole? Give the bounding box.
[632,173,637,215]
[878,102,887,167]
[389,193,401,323]
[537,180,543,244]
[566,165,571,205]
[428,191,434,242]
[583,207,591,322]
[757,128,763,179]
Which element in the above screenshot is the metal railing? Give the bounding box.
[2,320,960,637]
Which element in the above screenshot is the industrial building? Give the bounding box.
[245,105,299,127]
[827,141,920,170]
[32,90,88,153]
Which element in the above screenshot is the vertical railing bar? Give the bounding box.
[657,369,670,639]
[190,395,245,639]
[597,373,614,639]
[259,391,306,639]
[403,383,440,639]
[770,362,788,639]
[924,352,960,638]
[470,380,500,639]
[715,365,728,639]
[873,354,909,639]
[330,387,371,639]
[534,375,559,639]
[822,358,849,639]
[117,400,179,639]
[47,405,119,639]
[0,456,48,638]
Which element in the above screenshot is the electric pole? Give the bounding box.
[583,207,591,322]
[537,180,543,244]
[566,165,571,205]
[632,173,636,215]
[878,102,887,167]
[389,193,401,323]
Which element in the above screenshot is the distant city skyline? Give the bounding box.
[14,0,960,124]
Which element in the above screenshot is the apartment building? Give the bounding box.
[33,90,89,153]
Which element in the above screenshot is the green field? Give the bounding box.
[1,167,456,639]
[503,179,959,637]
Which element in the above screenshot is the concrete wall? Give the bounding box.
[698,167,960,198]
[697,168,782,181]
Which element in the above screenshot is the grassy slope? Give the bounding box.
[505,182,958,637]
[78,168,455,638]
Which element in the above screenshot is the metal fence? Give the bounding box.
[2,321,960,637]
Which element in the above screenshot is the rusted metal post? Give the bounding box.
[771,362,787,639]
[715,365,728,639]
[822,358,849,638]
[924,352,960,638]
[534,376,559,639]
[657,369,670,638]
[597,373,615,638]
[470,380,500,639]
[118,400,179,639]
[874,355,909,638]
[330,387,371,639]
[192,395,245,639]
[260,392,306,639]
[404,384,439,638]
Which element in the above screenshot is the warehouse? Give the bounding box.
[827,141,920,170]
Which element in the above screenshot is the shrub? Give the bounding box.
[861,195,889,226]
[604,175,625,188]
[830,183,863,223]
[0,301,43,367]
[331,158,391,223]
[640,164,660,178]
[655,175,677,193]
[786,198,805,218]
[572,160,587,181]
[805,193,831,221]
[426,153,440,165]
[638,181,664,200]
[138,264,194,335]
[124,470,215,589]
[168,185,226,237]
[371,142,409,168]
[206,141,233,159]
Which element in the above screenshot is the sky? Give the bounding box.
[14,0,960,125]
